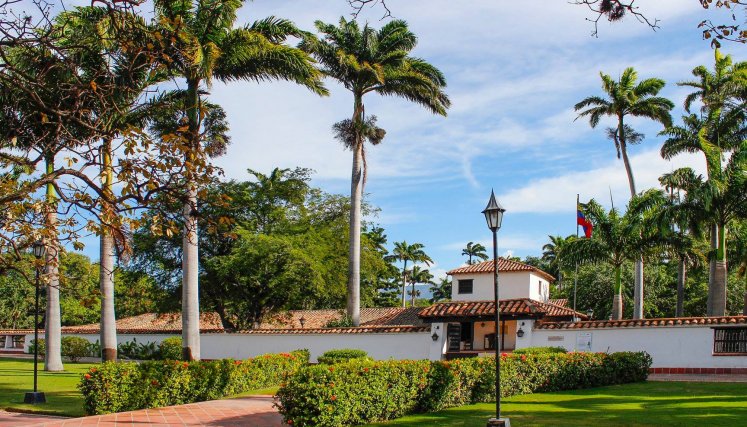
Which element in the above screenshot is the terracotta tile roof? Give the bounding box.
[447,258,555,282]
[549,299,568,307]
[258,307,425,329]
[226,325,430,335]
[536,315,747,330]
[418,298,587,320]
[3,308,427,336]
[61,312,224,334]
[0,329,33,335]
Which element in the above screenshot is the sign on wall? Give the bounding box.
[576,332,592,352]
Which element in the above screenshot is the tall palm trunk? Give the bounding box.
[182,81,201,360]
[346,94,363,327]
[710,223,728,316]
[618,123,644,320]
[611,265,623,320]
[44,155,63,371]
[410,280,416,307]
[676,258,686,317]
[99,138,117,361]
[401,260,408,308]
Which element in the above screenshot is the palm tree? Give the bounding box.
[390,241,433,308]
[153,0,326,359]
[55,6,165,362]
[430,277,452,303]
[408,265,434,307]
[632,188,706,317]
[562,200,650,320]
[730,222,747,315]
[302,17,449,325]
[542,235,573,288]
[575,67,674,319]
[661,50,747,316]
[461,242,488,265]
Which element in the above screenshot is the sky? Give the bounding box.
[52,1,743,283]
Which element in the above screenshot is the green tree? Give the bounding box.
[390,241,433,308]
[430,277,452,303]
[575,66,674,319]
[407,265,434,307]
[461,242,488,265]
[302,17,449,325]
[152,0,326,359]
[562,200,651,320]
[660,49,747,316]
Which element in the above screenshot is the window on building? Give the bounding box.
[457,279,473,294]
[713,327,747,354]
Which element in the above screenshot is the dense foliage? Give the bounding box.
[512,346,567,355]
[60,336,91,362]
[78,349,309,415]
[276,351,652,426]
[317,349,371,365]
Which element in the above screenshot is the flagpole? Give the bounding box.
[574,194,579,322]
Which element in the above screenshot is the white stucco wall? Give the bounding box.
[201,332,439,362]
[451,271,549,302]
[529,325,747,368]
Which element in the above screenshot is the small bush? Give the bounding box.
[513,346,567,355]
[158,337,182,360]
[325,315,355,328]
[317,349,370,364]
[118,338,160,360]
[79,349,310,415]
[27,338,45,356]
[276,351,652,426]
[62,336,91,362]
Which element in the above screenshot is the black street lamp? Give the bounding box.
[24,240,46,404]
[482,190,508,427]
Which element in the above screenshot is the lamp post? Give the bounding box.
[483,190,508,427]
[24,240,46,404]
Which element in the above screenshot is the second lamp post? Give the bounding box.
[482,190,508,427]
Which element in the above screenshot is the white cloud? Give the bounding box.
[498,148,707,213]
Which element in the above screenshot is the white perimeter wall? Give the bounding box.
[451,272,549,302]
[523,321,747,368]
[31,331,446,362]
[201,331,443,362]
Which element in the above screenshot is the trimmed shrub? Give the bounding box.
[79,349,309,415]
[27,338,45,356]
[513,346,567,355]
[276,351,652,426]
[118,338,160,360]
[61,336,91,362]
[158,337,182,360]
[317,349,371,365]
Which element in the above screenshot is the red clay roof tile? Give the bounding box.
[447,258,555,282]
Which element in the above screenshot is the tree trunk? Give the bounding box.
[611,266,623,320]
[182,81,201,360]
[99,139,117,362]
[346,94,364,327]
[676,258,686,317]
[707,223,718,316]
[44,156,63,371]
[710,223,727,317]
[411,280,416,307]
[347,142,363,326]
[401,260,408,308]
[618,128,644,320]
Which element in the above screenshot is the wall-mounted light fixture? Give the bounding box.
[431,332,439,342]
[516,328,525,338]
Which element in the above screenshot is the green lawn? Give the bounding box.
[368,381,747,427]
[0,357,95,417]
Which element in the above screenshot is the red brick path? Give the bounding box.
[17,396,283,427]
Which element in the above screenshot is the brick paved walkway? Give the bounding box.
[649,373,747,382]
[0,411,65,426]
[9,396,283,427]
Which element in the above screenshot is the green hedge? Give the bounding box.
[512,346,567,355]
[78,349,309,415]
[276,351,652,426]
[317,349,371,365]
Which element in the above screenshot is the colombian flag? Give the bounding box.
[577,203,593,238]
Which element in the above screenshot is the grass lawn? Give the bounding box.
[0,357,95,417]
[368,381,747,427]
[0,358,281,418]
